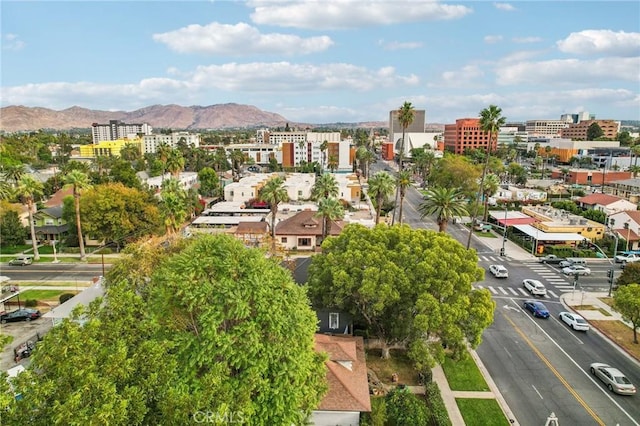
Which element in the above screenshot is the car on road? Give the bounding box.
[488,264,509,278]
[523,279,547,296]
[614,253,640,263]
[539,255,566,264]
[8,255,33,266]
[562,265,591,276]
[590,363,636,395]
[0,308,41,324]
[559,312,589,331]
[523,300,550,318]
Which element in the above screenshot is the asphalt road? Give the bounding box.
[0,262,108,282]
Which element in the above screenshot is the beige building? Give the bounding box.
[561,120,620,140]
[522,205,605,240]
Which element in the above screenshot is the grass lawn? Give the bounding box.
[456,399,510,426]
[590,320,640,362]
[572,305,598,310]
[442,355,489,391]
[474,231,498,238]
[18,281,91,288]
[0,245,32,255]
[365,348,420,386]
[599,297,614,307]
[20,289,77,301]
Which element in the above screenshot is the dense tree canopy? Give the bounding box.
[307,224,495,366]
[613,283,640,344]
[2,234,327,424]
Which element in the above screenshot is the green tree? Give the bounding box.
[320,140,329,170]
[327,155,339,173]
[616,263,640,288]
[0,209,27,246]
[229,149,245,181]
[429,154,480,197]
[311,173,339,201]
[258,176,289,253]
[119,143,142,163]
[587,122,604,140]
[467,105,506,249]
[613,283,640,344]
[156,143,172,176]
[17,174,44,260]
[419,187,468,233]
[3,164,25,187]
[411,148,436,187]
[394,170,412,225]
[367,171,396,225]
[80,183,163,250]
[160,178,188,234]
[396,101,415,172]
[307,225,495,362]
[482,173,500,222]
[356,147,376,179]
[165,149,185,177]
[315,197,344,242]
[385,388,429,426]
[109,159,141,189]
[198,167,220,197]
[64,170,92,261]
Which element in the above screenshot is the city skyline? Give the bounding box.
[1,1,639,124]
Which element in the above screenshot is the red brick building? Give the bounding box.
[443,118,495,154]
[551,168,632,185]
[560,120,620,140]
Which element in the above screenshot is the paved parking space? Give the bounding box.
[1,318,52,371]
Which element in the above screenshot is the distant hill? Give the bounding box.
[0,104,388,132]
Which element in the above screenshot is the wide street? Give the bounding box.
[0,262,107,283]
[371,160,640,425]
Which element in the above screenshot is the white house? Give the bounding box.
[608,210,640,251]
[576,193,638,216]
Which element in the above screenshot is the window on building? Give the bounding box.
[587,176,592,182]
[329,313,339,330]
[299,238,312,246]
[281,237,288,243]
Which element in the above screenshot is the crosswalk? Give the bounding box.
[478,255,511,263]
[474,284,561,299]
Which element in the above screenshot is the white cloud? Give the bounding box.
[434,65,485,88]
[248,0,473,30]
[557,30,640,57]
[378,40,423,51]
[153,22,333,55]
[484,35,503,44]
[494,3,515,11]
[496,57,640,86]
[2,33,25,51]
[512,37,542,44]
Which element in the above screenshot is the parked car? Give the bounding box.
[8,255,33,266]
[0,308,41,324]
[562,265,591,276]
[590,363,636,395]
[539,255,566,265]
[523,300,550,318]
[523,279,547,296]
[489,265,509,278]
[559,312,589,331]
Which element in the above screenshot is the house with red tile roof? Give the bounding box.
[311,334,371,426]
[608,210,640,251]
[275,209,344,251]
[44,186,74,208]
[576,193,637,215]
[233,221,269,247]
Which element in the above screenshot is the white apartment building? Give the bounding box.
[139,172,199,194]
[525,120,570,137]
[223,173,316,204]
[142,132,201,154]
[91,120,153,144]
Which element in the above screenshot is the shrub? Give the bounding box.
[24,299,38,307]
[59,293,75,304]
[425,382,452,426]
[361,396,386,426]
[385,388,429,426]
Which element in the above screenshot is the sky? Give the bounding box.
[1,1,639,125]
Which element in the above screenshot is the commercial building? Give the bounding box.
[525,120,570,137]
[443,118,494,155]
[550,168,632,186]
[142,132,200,154]
[561,120,620,140]
[522,205,605,241]
[91,120,152,144]
[78,138,142,158]
[389,109,425,135]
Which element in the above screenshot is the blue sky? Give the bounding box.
[2,1,639,124]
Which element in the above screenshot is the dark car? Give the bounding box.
[523,300,550,318]
[538,255,566,265]
[0,308,41,324]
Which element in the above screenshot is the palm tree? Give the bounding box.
[397,101,415,172]
[560,167,570,183]
[367,171,395,225]
[419,187,468,233]
[160,179,188,234]
[229,149,245,181]
[542,145,552,178]
[311,173,339,201]
[320,140,329,171]
[17,175,44,260]
[157,143,172,177]
[395,170,412,225]
[0,179,12,200]
[482,173,500,222]
[64,170,92,261]
[315,197,344,242]
[259,176,290,253]
[3,164,25,187]
[165,150,185,178]
[356,148,376,179]
[327,155,339,173]
[466,105,506,249]
[628,165,640,178]
[412,149,436,188]
[120,143,142,163]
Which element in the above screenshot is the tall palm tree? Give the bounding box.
[419,187,468,233]
[397,101,415,172]
[4,164,25,187]
[467,105,506,249]
[160,179,188,235]
[356,148,376,179]
[64,170,92,261]
[482,173,500,222]
[311,173,339,201]
[315,197,344,242]
[166,150,185,178]
[542,145,552,178]
[320,140,329,171]
[157,143,172,177]
[327,155,339,173]
[0,179,12,200]
[394,170,412,225]
[17,175,44,260]
[367,171,395,225]
[230,149,245,181]
[120,143,142,163]
[259,176,290,253]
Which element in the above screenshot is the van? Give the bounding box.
[559,257,588,267]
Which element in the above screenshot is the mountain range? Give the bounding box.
[0,104,387,132]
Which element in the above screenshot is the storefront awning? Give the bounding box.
[513,224,585,242]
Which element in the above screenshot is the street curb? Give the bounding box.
[468,348,520,425]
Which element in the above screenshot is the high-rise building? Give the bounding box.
[525,120,569,137]
[91,120,153,144]
[443,118,494,155]
[389,109,426,135]
[560,120,620,140]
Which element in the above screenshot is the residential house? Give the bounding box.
[311,334,371,426]
[32,206,69,243]
[491,186,547,204]
[44,186,74,209]
[606,178,640,204]
[224,173,316,204]
[576,193,637,216]
[608,211,640,251]
[316,309,353,335]
[233,221,269,247]
[275,210,344,251]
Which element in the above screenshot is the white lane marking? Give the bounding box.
[532,385,544,400]
[488,286,498,294]
[548,290,559,298]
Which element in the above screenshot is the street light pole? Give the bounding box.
[500,204,508,256]
[585,230,617,297]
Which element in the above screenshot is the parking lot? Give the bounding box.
[1,315,53,371]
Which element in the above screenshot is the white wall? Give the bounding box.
[310,411,360,426]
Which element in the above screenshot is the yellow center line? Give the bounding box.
[502,312,605,426]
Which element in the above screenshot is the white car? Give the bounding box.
[523,279,547,296]
[562,265,591,276]
[614,253,640,263]
[489,265,508,278]
[590,363,636,395]
[559,312,589,331]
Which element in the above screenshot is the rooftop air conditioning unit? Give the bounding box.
[569,219,577,225]
[579,219,588,225]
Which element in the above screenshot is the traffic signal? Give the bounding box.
[607,269,613,278]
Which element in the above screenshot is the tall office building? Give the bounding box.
[91,120,153,144]
[389,109,426,135]
[443,118,494,155]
